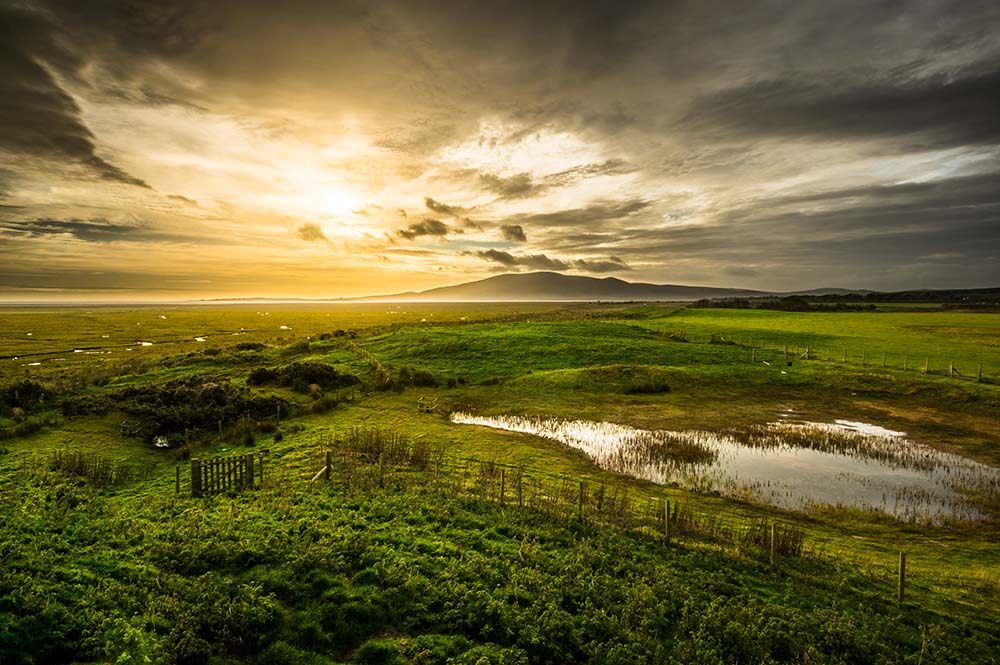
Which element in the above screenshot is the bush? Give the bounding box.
[61,378,294,441]
[353,638,406,665]
[233,342,266,352]
[247,367,278,385]
[247,363,360,394]
[1,379,51,410]
[623,380,671,395]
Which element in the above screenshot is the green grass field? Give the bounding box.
[618,307,1000,376]
[1,302,998,664]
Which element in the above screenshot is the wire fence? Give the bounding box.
[663,330,993,383]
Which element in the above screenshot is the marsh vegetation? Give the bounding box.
[1,302,999,663]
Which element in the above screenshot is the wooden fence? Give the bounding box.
[188,453,260,497]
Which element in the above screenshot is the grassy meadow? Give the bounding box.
[1,302,999,664]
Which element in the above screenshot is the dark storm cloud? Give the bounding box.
[397,218,452,240]
[571,171,1000,288]
[297,222,328,243]
[760,172,1000,211]
[0,6,149,187]
[499,224,526,242]
[686,66,1000,150]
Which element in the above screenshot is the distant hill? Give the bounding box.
[350,272,869,302]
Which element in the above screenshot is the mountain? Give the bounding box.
[354,272,782,302]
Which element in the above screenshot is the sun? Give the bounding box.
[311,187,358,217]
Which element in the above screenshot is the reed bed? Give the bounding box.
[48,450,149,487]
[451,413,1000,524]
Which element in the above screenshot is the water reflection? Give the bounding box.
[450,413,1000,523]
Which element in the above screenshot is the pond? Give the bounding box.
[450,412,1000,523]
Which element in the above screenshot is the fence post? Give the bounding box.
[949,360,954,378]
[881,352,886,367]
[903,354,908,370]
[924,358,929,373]
[175,466,180,494]
[843,348,848,362]
[191,459,201,497]
[663,499,670,543]
[752,348,757,363]
[898,551,906,602]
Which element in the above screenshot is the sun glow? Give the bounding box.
[307,186,359,217]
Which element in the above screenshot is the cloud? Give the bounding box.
[0,6,150,188]
[424,197,466,216]
[685,66,1000,151]
[0,217,211,244]
[572,256,630,273]
[474,249,630,273]
[297,222,328,243]
[724,266,760,278]
[461,217,484,232]
[397,218,452,240]
[475,249,569,271]
[512,198,652,229]
[479,172,540,199]
[499,224,526,242]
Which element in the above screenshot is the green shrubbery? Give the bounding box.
[61,377,294,441]
[1,379,51,410]
[248,362,360,394]
[2,478,989,664]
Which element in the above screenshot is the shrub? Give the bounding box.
[622,380,671,395]
[61,377,294,440]
[1,379,50,410]
[233,341,266,352]
[353,638,406,665]
[247,367,278,385]
[247,363,360,394]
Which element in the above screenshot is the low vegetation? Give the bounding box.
[0,301,998,663]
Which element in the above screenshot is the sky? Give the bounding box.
[1,0,998,300]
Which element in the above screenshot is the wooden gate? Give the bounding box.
[190,453,258,497]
